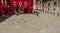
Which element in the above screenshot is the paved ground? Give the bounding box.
[0,12,60,33]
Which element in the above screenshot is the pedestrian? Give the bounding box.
[14,7,18,15]
[32,9,35,15]
[35,10,39,16]
[19,7,22,14]
[13,2,19,15]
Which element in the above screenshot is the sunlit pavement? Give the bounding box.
[0,12,60,33]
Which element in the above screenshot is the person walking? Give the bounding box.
[14,4,18,15]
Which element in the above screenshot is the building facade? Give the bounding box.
[33,0,42,11]
[0,0,33,16]
[43,0,60,16]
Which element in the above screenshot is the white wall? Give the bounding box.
[33,0,36,9]
[43,0,60,15]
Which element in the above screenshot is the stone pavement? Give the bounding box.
[0,12,60,33]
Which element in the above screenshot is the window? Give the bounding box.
[13,2,16,5]
[19,2,22,5]
[54,8,55,11]
[40,2,41,4]
[36,6,38,10]
[48,3,50,6]
[24,1,27,6]
[43,4,44,7]
[48,8,49,10]
[54,2,57,5]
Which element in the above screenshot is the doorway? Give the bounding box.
[24,8,28,13]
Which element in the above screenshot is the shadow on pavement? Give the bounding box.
[0,13,32,23]
[0,14,15,23]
